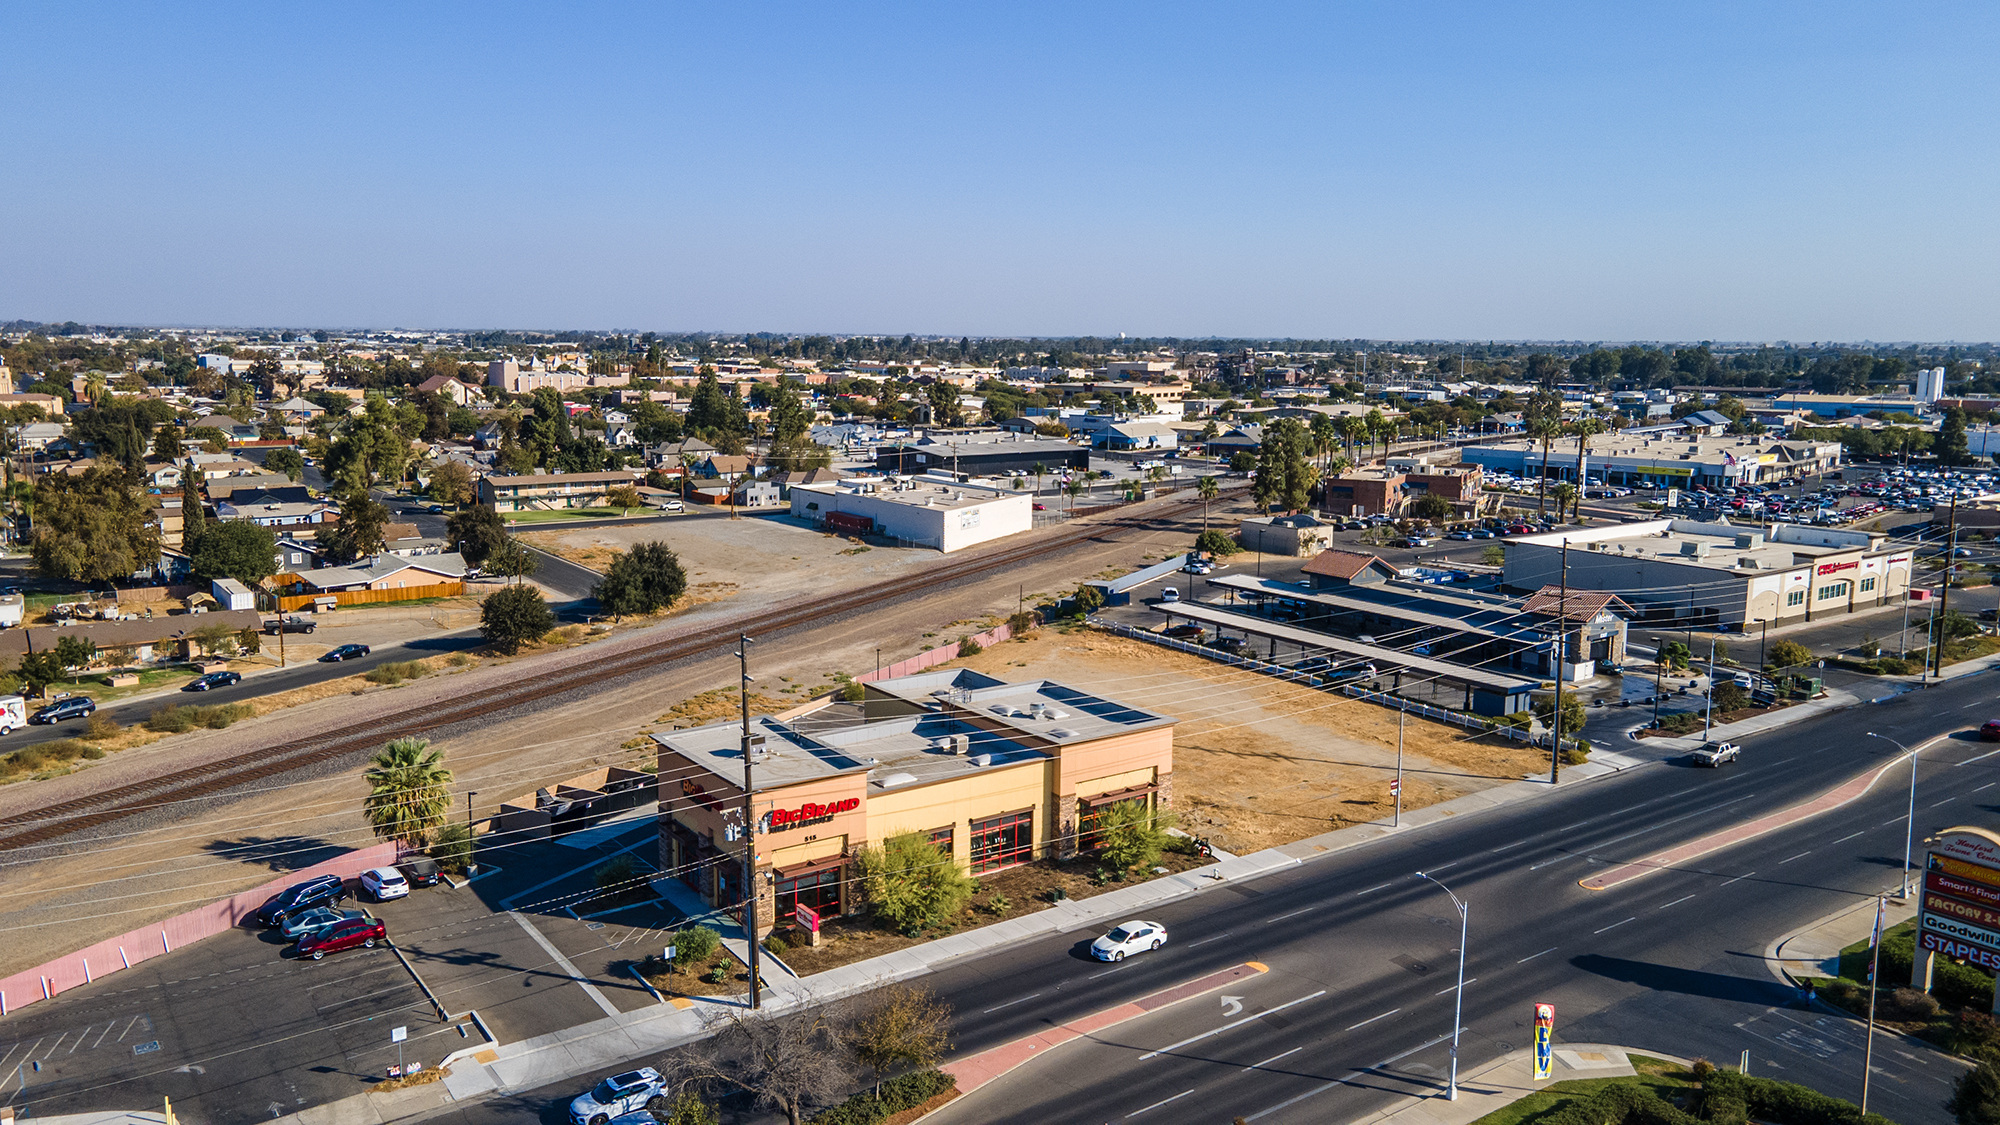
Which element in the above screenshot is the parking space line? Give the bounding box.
[508,912,619,1017]
[39,1034,64,1059]
[91,1021,115,1050]
[0,1042,22,1071]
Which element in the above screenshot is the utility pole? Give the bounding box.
[1551,540,1568,784]
[1703,636,1719,743]
[1934,496,1958,680]
[1861,894,1886,1116]
[1394,703,1405,828]
[736,634,761,1009]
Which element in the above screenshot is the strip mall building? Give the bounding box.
[654,669,1176,935]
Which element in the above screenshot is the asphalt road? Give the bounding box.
[446,673,1994,1125]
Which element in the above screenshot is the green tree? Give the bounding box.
[318,489,389,564]
[1196,474,1219,531]
[593,542,687,618]
[1939,407,1973,468]
[447,504,510,566]
[1195,528,1239,556]
[1252,418,1316,514]
[644,1091,719,1125]
[151,425,184,462]
[31,466,162,583]
[187,622,237,657]
[264,448,306,481]
[1534,690,1585,735]
[1712,681,1748,712]
[53,635,97,683]
[686,371,747,446]
[1092,800,1169,871]
[484,539,540,584]
[923,382,963,426]
[1073,583,1105,614]
[15,651,65,698]
[1950,1060,2000,1125]
[362,737,454,847]
[480,583,554,654]
[858,832,975,935]
[853,983,954,1095]
[190,520,276,584]
[1660,641,1691,671]
[428,460,474,507]
[1410,494,1452,520]
[606,484,643,516]
[1767,639,1812,669]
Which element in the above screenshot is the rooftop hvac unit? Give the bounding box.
[1047,728,1078,739]
[1027,703,1047,719]
[970,753,993,767]
[952,733,971,753]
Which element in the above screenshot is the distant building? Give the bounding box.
[790,475,1032,552]
[874,435,1087,477]
[476,470,644,512]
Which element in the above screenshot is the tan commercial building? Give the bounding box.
[654,669,1176,936]
[1504,518,1912,628]
[477,469,645,512]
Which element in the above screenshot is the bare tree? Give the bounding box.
[659,1000,860,1125]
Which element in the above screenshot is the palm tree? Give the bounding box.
[1030,462,1046,497]
[1197,474,1219,530]
[1065,476,1086,513]
[1338,416,1367,463]
[84,371,107,405]
[1526,411,1564,517]
[362,738,454,847]
[1567,417,1607,522]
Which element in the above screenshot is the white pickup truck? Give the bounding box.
[1690,741,1741,768]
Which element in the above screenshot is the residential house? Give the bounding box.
[214,499,336,529]
[646,437,716,469]
[694,454,755,480]
[472,424,505,451]
[268,397,326,424]
[273,537,325,575]
[16,422,64,451]
[414,374,480,406]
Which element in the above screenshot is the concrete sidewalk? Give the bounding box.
[1352,1044,1684,1125]
[1769,893,1920,988]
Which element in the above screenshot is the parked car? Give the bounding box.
[264,616,317,635]
[360,866,410,902]
[1160,586,1180,603]
[569,1069,668,1125]
[425,503,445,513]
[279,907,371,943]
[320,644,371,663]
[256,874,348,927]
[183,671,242,692]
[662,499,684,512]
[398,855,443,887]
[30,697,96,725]
[1091,919,1169,962]
[1161,624,1204,640]
[296,916,387,960]
[1689,742,1741,767]
[1981,720,2000,743]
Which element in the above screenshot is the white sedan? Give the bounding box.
[1091,920,1169,962]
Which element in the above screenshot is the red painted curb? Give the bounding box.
[941,961,1269,1096]
[1580,756,1904,891]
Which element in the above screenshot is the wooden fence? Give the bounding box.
[275,581,464,611]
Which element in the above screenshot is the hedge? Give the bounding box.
[1529,1070,1895,1125]
[807,1070,954,1125]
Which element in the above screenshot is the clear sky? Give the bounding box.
[2,3,1994,342]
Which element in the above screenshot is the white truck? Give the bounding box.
[1690,741,1741,768]
[0,695,27,735]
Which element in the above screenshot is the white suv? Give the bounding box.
[360,866,410,902]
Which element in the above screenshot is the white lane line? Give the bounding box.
[1658,895,1697,910]
[1424,861,1459,873]
[116,1015,141,1042]
[1355,883,1393,896]
[1884,814,1909,826]
[983,993,1041,1013]
[1242,1046,1304,1073]
[1779,851,1812,864]
[1529,854,1579,871]
[1518,947,1558,963]
[1265,905,1321,924]
[1138,991,1327,1061]
[1184,933,1233,949]
[1721,870,1756,886]
[1346,1007,1400,1031]
[1436,977,1478,995]
[1955,748,2000,767]
[1088,964,1134,980]
[1127,1090,1195,1118]
[1244,1034,1452,1120]
[1831,832,1865,845]
[1490,841,1526,853]
[1932,798,1959,808]
[1594,917,1636,934]
[1979,783,1999,793]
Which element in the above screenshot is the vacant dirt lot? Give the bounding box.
[951,629,1548,854]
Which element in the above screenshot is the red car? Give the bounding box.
[1981,720,2000,743]
[297,916,387,960]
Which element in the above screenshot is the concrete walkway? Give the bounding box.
[1769,893,1920,988]
[1351,1044,1684,1125]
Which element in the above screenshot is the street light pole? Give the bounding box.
[736,634,761,1008]
[1414,870,1468,1101]
[1868,732,1919,899]
[1702,636,1719,743]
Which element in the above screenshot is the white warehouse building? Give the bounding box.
[789,475,1033,552]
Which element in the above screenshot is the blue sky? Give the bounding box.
[3,3,1994,341]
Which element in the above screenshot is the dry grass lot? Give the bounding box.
[517,514,942,600]
[950,628,1548,854]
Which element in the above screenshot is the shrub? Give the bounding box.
[1659,712,1700,734]
[1195,528,1240,556]
[447,652,474,668]
[644,1090,720,1125]
[839,682,867,703]
[763,934,788,956]
[806,1070,955,1125]
[701,964,729,985]
[0,739,95,777]
[1712,681,1749,713]
[143,703,253,733]
[1093,800,1171,872]
[671,923,721,972]
[85,715,121,741]
[430,822,473,874]
[1560,742,1592,765]
[858,832,975,935]
[366,661,430,685]
[956,635,983,658]
[1007,610,1039,635]
[1884,986,1942,1022]
[1951,1060,2000,1125]
[594,854,638,891]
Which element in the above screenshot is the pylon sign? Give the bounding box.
[1533,1003,1554,1081]
[1919,828,2000,974]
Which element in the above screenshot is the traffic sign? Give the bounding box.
[1388,778,1401,797]
[391,1026,407,1043]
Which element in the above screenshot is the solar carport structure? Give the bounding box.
[1156,601,1539,716]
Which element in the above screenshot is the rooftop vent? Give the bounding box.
[1681,541,1710,558]
[969,753,993,767]
[1047,728,1079,739]
[877,772,919,788]
[991,704,1023,717]
[1041,707,1069,720]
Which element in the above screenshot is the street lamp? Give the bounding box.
[1867,733,1920,899]
[1414,870,1468,1101]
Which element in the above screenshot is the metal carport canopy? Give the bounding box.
[1156,601,1542,696]
[1205,573,1546,645]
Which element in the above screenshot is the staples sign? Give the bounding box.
[768,797,860,833]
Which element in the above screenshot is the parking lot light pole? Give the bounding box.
[1868,732,1918,899]
[1414,870,1467,1101]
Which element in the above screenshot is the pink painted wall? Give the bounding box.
[858,622,1014,684]
[0,840,399,1016]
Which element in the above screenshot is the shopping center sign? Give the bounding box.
[1914,827,2000,988]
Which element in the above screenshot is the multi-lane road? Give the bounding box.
[458,673,1997,1125]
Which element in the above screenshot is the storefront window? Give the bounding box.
[777,867,842,918]
[928,825,954,854]
[970,809,1034,873]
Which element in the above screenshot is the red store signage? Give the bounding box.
[1816,560,1859,575]
[768,797,860,832]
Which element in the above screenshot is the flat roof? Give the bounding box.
[1155,601,1540,694]
[794,477,1023,511]
[1208,574,1584,644]
[1504,518,1894,575]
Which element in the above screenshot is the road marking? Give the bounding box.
[1779,851,1812,864]
[1437,978,1478,995]
[1138,991,1327,1060]
[117,1015,142,1041]
[1529,854,1578,871]
[982,993,1041,1012]
[1658,895,1697,910]
[1884,815,1908,826]
[1265,905,1321,924]
[1932,797,1958,808]
[1831,832,1865,845]
[1355,883,1393,896]
[1955,748,2000,767]
[1242,1046,1304,1072]
[1244,1034,1452,1120]
[1184,933,1233,948]
[1518,947,1557,963]
[1127,1089,1194,1118]
[1721,870,1756,886]
[1980,783,1999,793]
[0,1043,20,1071]
[1424,861,1459,873]
[1088,964,1134,979]
[1346,1007,1400,1031]
[1594,917,1636,934]
[1490,841,1526,853]
[507,911,619,1018]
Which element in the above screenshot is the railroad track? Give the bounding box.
[0,488,1226,852]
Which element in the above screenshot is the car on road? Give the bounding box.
[1446,530,1474,541]
[30,697,95,725]
[264,616,317,634]
[320,644,371,663]
[1183,560,1214,575]
[297,916,387,960]
[569,1068,667,1125]
[425,503,445,513]
[1689,742,1741,767]
[1091,919,1169,961]
[1981,720,2000,742]
[662,499,684,512]
[360,866,410,902]
[279,907,371,943]
[257,874,349,927]
[183,670,242,692]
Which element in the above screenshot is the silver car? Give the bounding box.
[279,907,370,943]
[569,1068,665,1125]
